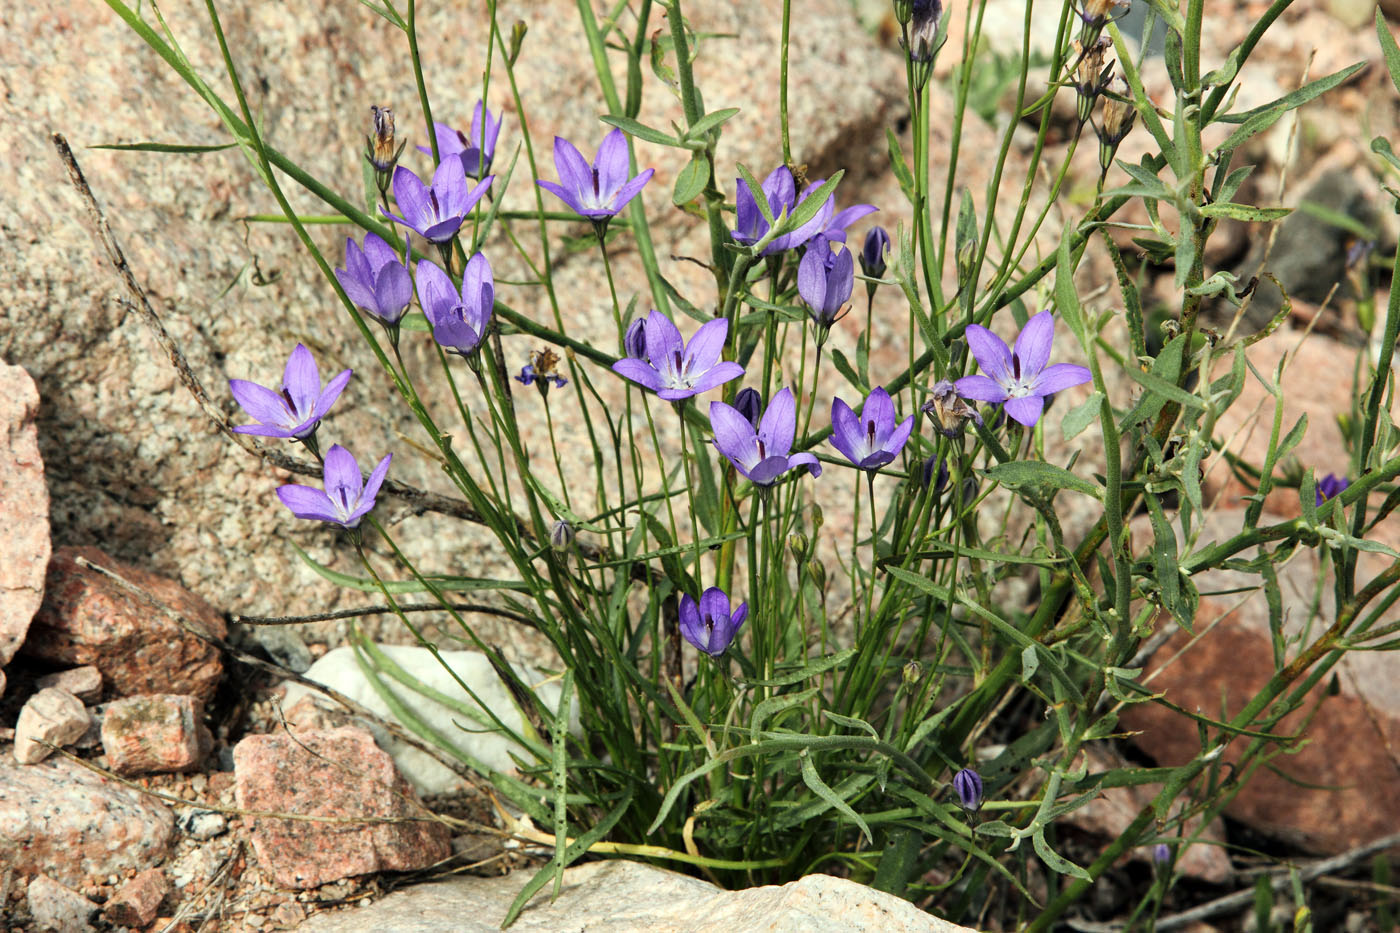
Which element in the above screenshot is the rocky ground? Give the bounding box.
[5,0,1400,929]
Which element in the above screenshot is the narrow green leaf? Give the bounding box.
[1198,202,1291,222]
[1061,392,1104,441]
[1379,7,1400,95]
[288,539,530,593]
[985,461,1102,500]
[91,141,237,153]
[599,114,681,148]
[801,754,873,845]
[684,107,740,141]
[672,156,708,205]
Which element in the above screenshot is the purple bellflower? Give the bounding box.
[416,253,495,357]
[829,386,916,471]
[335,232,413,327]
[1316,473,1350,506]
[536,128,655,224]
[955,311,1091,428]
[710,387,822,486]
[419,101,501,179]
[230,344,352,442]
[798,236,855,333]
[382,161,493,244]
[276,444,391,530]
[952,768,984,812]
[678,587,748,657]
[611,309,744,401]
[731,165,834,256]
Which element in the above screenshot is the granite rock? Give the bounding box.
[26,874,98,933]
[0,362,50,673]
[101,693,213,775]
[13,687,91,765]
[297,858,980,932]
[102,867,171,929]
[0,755,174,887]
[34,665,104,704]
[24,547,226,700]
[234,726,452,889]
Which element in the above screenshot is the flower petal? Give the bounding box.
[372,262,413,322]
[862,387,896,444]
[362,232,398,270]
[686,361,745,396]
[709,402,760,471]
[684,318,730,372]
[276,484,340,523]
[390,166,429,227]
[698,587,731,626]
[757,387,797,456]
[229,378,292,428]
[746,456,792,486]
[644,310,684,372]
[1004,395,1044,427]
[1013,311,1056,378]
[884,414,915,461]
[335,266,377,312]
[415,259,457,324]
[552,136,592,197]
[431,158,469,214]
[461,252,495,317]
[678,593,704,651]
[1032,363,1092,396]
[611,358,665,392]
[608,169,653,214]
[953,374,1007,403]
[828,203,878,236]
[857,449,896,471]
[964,324,1014,387]
[321,444,363,497]
[536,179,584,215]
[797,245,828,312]
[829,396,863,465]
[787,451,822,478]
[281,344,321,418]
[594,127,631,197]
[308,368,353,424]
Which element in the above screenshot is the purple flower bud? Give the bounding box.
[921,455,949,493]
[1316,472,1350,506]
[952,768,983,812]
[678,587,748,657]
[908,0,943,63]
[550,519,576,552]
[1152,843,1171,866]
[624,317,648,359]
[734,388,763,428]
[799,237,855,330]
[861,226,890,279]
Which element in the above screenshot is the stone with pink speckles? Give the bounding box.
[103,867,171,928]
[24,547,226,700]
[0,755,173,886]
[0,362,50,683]
[234,727,450,888]
[101,694,213,775]
[13,687,91,765]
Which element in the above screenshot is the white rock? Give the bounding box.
[14,687,91,764]
[297,859,982,932]
[26,874,97,933]
[281,645,574,795]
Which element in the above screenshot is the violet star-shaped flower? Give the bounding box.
[679,587,748,657]
[829,386,915,471]
[536,128,655,221]
[335,232,413,325]
[798,236,855,329]
[611,309,744,401]
[954,311,1091,428]
[419,100,501,179]
[710,387,821,486]
[276,444,391,529]
[381,161,493,244]
[416,253,495,356]
[229,344,352,440]
[731,165,834,256]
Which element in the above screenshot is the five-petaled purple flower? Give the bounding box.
[335,232,413,326]
[276,444,391,529]
[731,165,833,255]
[536,128,655,222]
[710,387,822,486]
[679,587,748,657]
[1316,472,1350,506]
[382,161,494,244]
[798,236,855,331]
[416,253,495,357]
[611,310,745,401]
[829,386,916,471]
[952,768,983,812]
[955,311,1091,428]
[230,344,352,441]
[420,100,501,179]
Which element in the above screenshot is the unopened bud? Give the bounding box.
[788,532,810,561]
[734,387,763,428]
[807,559,826,592]
[902,660,923,685]
[550,519,576,552]
[860,226,890,279]
[624,317,648,359]
[509,21,528,65]
[952,768,983,812]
